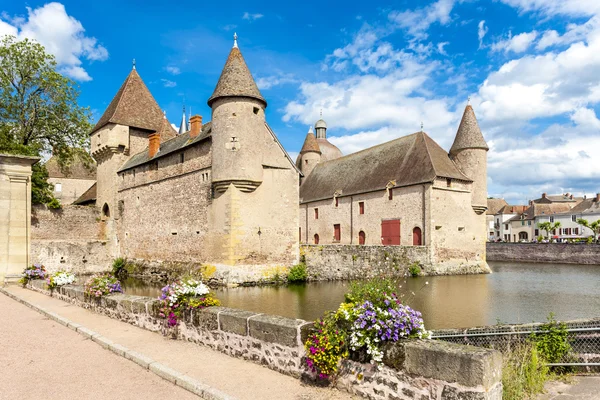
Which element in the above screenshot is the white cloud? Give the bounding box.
[223,24,237,31]
[161,79,176,88]
[0,2,108,81]
[437,41,449,55]
[491,31,538,53]
[570,107,600,129]
[478,20,488,49]
[242,12,263,21]
[165,66,181,75]
[256,73,297,90]
[389,0,456,40]
[499,0,600,18]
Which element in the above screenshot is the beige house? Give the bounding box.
[508,202,576,241]
[0,154,39,283]
[90,39,299,266]
[486,198,508,239]
[46,154,96,205]
[297,104,490,271]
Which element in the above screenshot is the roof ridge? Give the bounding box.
[110,70,134,125]
[421,131,471,181]
[417,132,439,180]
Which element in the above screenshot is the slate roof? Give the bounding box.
[119,122,212,172]
[556,198,600,216]
[533,194,582,203]
[450,105,489,155]
[73,183,96,205]
[299,131,471,203]
[91,69,165,134]
[207,47,266,107]
[487,198,508,215]
[45,154,96,180]
[317,138,343,162]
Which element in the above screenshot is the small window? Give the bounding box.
[550,216,554,223]
[335,197,339,207]
[314,208,319,219]
[446,178,452,188]
[359,202,365,215]
[314,233,319,244]
[150,161,158,171]
[305,159,308,165]
[55,183,62,192]
[535,229,539,236]
[180,153,185,163]
[388,189,393,200]
[334,224,341,241]
[133,169,136,178]
[253,107,259,115]
[528,221,531,226]
[572,215,577,222]
[575,227,579,235]
[504,224,509,230]
[358,231,365,245]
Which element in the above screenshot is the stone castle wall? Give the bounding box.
[27,279,502,400]
[32,204,101,241]
[487,242,600,265]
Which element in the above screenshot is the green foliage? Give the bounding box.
[537,235,544,243]
[187,296,221,309]
[47,197,61,209]
[287,263,308,283]
[577,218,600,242]
[502,342,550,400]
[0,36,93,206]
[532,313,571,367]
[111,257,127,277]
[344,278,397,308]
[304,313,349,379]
[537,221,561,240]
[408,262,422,277]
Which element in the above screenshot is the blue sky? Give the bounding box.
[2,0,600,204]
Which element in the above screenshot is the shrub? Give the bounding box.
[158,278,220,327]
[47,271,76,290]
[408,262,422,277]
[532,313,572,371]
[344,278,397,308]
[84,274,122,298]
[47,198,61,209]
[19,263,47,285]
[111,257,127,277]
[537,235,544,243]
[502,342,549,400]
[287,263,308,283]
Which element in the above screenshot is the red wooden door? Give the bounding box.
[334,224,341,241]
[412,227,422,246]
[381,219,400,245]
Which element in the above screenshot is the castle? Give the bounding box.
[67,36,489,274]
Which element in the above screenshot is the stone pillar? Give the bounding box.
[0,154,39,284]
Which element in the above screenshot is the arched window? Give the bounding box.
[412,227,422,246]
[102,203,110,219]
[518,231,528,241]
[358,231,366,245]
[314,233,319,245]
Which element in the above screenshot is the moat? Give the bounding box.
[121,261,600,329]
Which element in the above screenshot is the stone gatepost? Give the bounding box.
[0,154,39,284]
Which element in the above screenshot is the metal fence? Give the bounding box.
[431,319,600,368]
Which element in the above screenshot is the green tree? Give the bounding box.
[537,221,561,240]
[577,218,600,242]
[0,35,92,205]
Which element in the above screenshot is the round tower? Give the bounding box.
[297,127,321,184]
[449,104,489,214]
[208,34,267,193]
[312,115,343,162]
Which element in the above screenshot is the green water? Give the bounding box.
[120,261,600,329]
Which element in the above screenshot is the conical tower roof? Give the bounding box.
[91,68,164,134]
[207,40,266,107]
[178,105,188,134]
[450,105,489,155]
[300,131,321,155]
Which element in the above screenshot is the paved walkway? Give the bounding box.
[0,286,355,400]
[538,376,600,400]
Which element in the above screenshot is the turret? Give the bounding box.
[178,105,188,134]
[297,127,321,184]
[312,114,343,162]
[208,33,267,193]
[449,103,489,214]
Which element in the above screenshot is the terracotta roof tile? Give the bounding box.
[487,198,508,215]
[300,131,470,203]
[207,47,266,107]
[300,133,321,155]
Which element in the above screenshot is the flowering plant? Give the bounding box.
[84,274,122,298]
[304,279,430,380]
[158,278,220,327]
[19,263,47,285]
[47,271,76,290]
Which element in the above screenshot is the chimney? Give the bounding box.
[148,132,160,158]
[529,200,533,206]
[596,193,600,202]
[542,193,547,199]
[570,194,573,200]
[190,115,202,138]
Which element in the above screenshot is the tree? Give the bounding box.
[0,35,92,205]
[537,221,561,240]
[576,218,600,242]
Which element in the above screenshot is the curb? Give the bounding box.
[0,287,236,400]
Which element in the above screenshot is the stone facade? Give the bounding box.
[0,154,39,283]
[48,176,95,205]
[27,279,503,400]
[486,242,600,265]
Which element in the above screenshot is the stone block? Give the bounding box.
[76,326,96,339]
[62,285,76,298]
[145,299,162,317]
[194,306,225,331]
[248,314,304,347]
[218,308,258,336]
[124,350,155,369]
[129,296,150,314]
[101,293,128,309]
[398,340,502,390]
[149,362,183,384]
[91,334,115,350]
[300,321,315,344]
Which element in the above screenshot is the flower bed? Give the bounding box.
[84,274,123,298]
[158,278,220,327]
[19,263,47,285]
[305,279,430,379]
[47,271,76,290]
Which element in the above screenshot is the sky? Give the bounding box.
[1,0,600,204]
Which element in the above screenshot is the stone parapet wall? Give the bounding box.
[31,240,112,274]
[26,279,502,400]
[302,245,490,280]
[31,204,101,241]
[486,242,600,265]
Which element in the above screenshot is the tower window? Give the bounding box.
[305,159,308,165]
[446,178,452,187]
[335,197,339,207]
[359,202,364,215]
[180,153,185,163]
[388,189,393,200]
[253,107,259,115]
[314,208,319,219]
[334,224,341,241]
